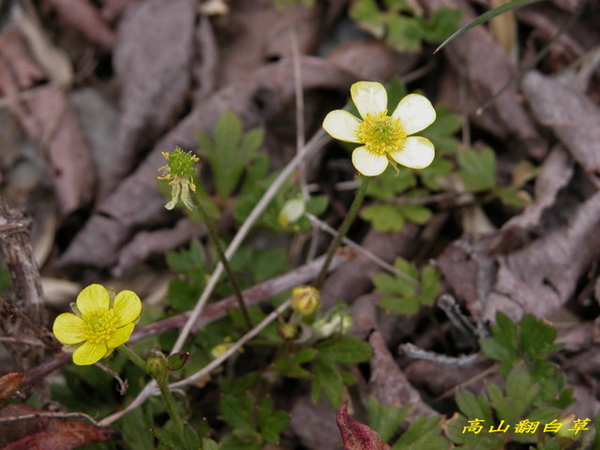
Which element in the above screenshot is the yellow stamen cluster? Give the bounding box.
[357,111,406,156]
[83,310,118,344]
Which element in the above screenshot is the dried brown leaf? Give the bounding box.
[484,190,600,322]
[0,32,96,214]
[422,0,546,159]
[337,401,391,450]
[103,0,195,194]
[289,395,341,450]
[0,373,23,403]
[44,0,115,52]
[522,71,600,184]
[0,405,119,449]
[491,145,574,253]
[98,0,139,22]
[368,331,437,417]
[0,30,45,89]
[216,0,326,86]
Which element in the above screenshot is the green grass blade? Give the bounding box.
[433,0,543,54]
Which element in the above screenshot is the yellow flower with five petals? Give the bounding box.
[322,81,436,176]
[52,284,142,366]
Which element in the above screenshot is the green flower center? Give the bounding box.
[83,310,118,344]
[166,148,198,179]
[357,111,406,155]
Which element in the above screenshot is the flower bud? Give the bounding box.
[278,198,305,228]
[291,285,320,315]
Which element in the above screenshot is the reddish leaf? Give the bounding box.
[0,373,24,403]
[0,404,119,449]
[336,401,391,450]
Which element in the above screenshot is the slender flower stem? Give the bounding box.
[156,378,185,436]
[118,344,147,373]
[314,176,370,288]
[118,344,185,436]
[190,192,252,330]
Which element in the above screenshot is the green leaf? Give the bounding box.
[220,393,255,433]
[456,389,492,421]
[241,128,264,155]
[419,105,461,155]
[360,203,405,232]
[397,203,432,224]
[503,365,539,420]
[349,0,385,37]
[316,336,373,365]
[379,294,421,315]
[257,397,290,444]
[495,187,529,207]
[456,147,497,192]
[385,14,423,53]
[519,315,559,360]
[166,278,203,311]
[372,272,415,297]
[419,266,441,304]
[480,312,519,368]
[214,110,243,154]
[273,348,317,378]
[306,195,328,216]
[420,8,462,43]
[198,110,265,199]
[418,158,454,190]
[393,416,449,449]
[366,396,409,442]
[183,424,201,450]
[386,77,408,109]
[311,359,344,407]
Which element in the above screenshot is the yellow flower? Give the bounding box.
[157,147,200,210]
[322,81,436,176]
[52,284,142,366]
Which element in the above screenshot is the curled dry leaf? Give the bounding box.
[337,401,391,450]
[289,396,342,450]
[0,404,119,449]
[422,0,546,159]
[522,71,600,185]
[98,0,139,22]
[103,0,195,195]
[12,3,73,86]
[43,0,115,52]
[491,145,574,253]
[368,331,437,418]
[0,373,23,403]
[0,31,96,215]
[484,190,600,322]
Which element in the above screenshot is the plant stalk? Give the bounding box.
[314,176,370,288]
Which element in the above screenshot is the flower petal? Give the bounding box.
[322,110,362,143]
[112,290,142,327]
[76,284,110,315]
[351,81,387,118]
[107,323,135,348]
[391,94,436,135]
[165,182,181,210]
[53,313,86,345]
[351,146,389,176]
[73,341,107,365]
[389,136,435,169]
